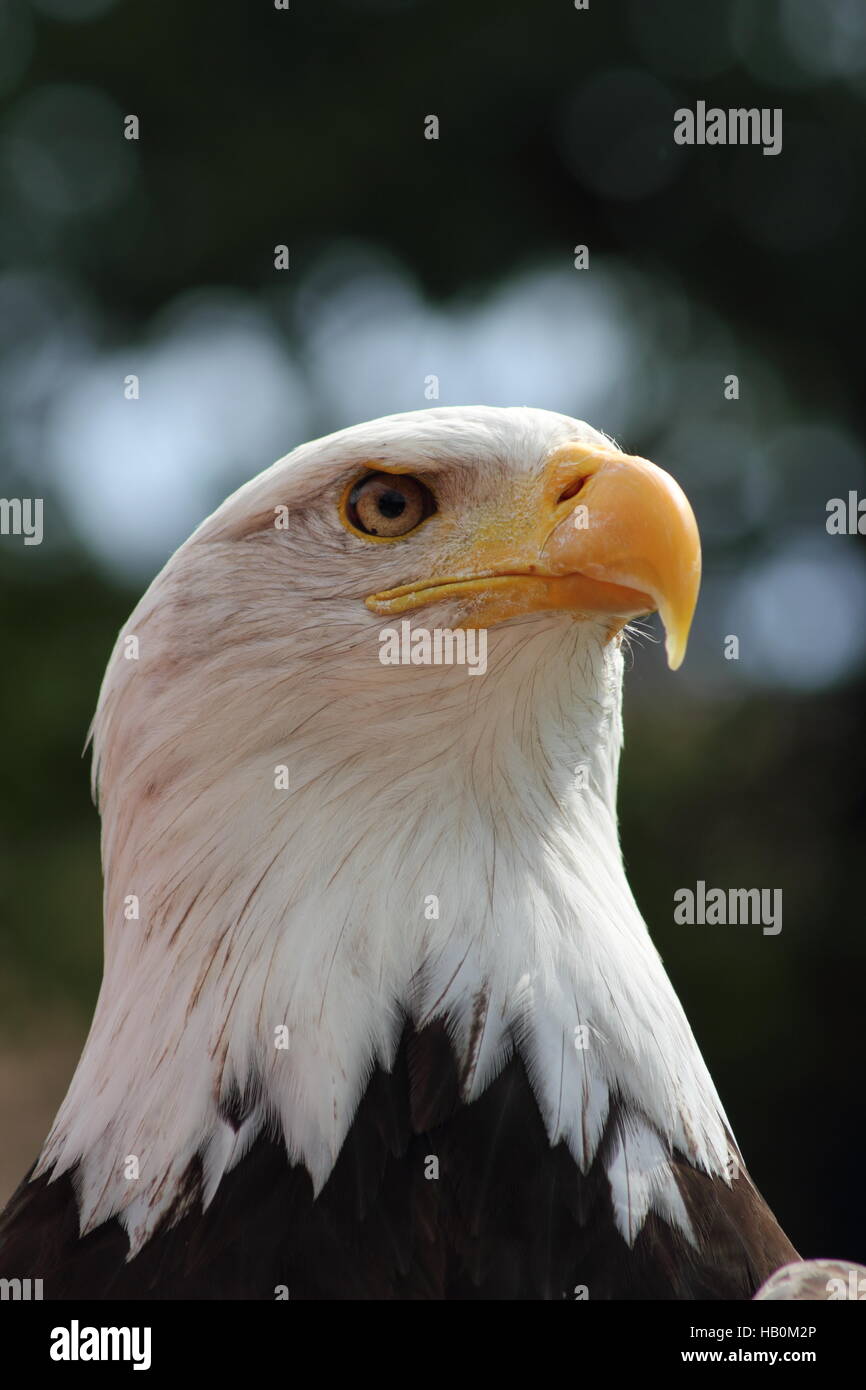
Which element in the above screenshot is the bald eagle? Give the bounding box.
[0,406,799,1299]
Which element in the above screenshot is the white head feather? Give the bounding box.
[36,406,732,1254]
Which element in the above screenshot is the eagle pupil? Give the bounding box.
[378,490,406,518]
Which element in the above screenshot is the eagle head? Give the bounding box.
[38,405,722,1256]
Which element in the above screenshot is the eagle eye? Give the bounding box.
[343,472,436,539]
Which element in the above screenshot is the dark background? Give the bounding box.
[1,0,864,1264]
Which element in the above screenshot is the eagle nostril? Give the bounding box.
[557,477,587,505]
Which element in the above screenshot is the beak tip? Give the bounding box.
[659,581,699,672]
[664,623,691,671]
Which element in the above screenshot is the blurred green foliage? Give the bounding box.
[0,553,132,1025]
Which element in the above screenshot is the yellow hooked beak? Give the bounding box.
[365,444,701,670]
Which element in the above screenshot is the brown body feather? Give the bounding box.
[0,1022,795,1300]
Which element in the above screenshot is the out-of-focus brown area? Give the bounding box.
[0,1026,86,1207]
